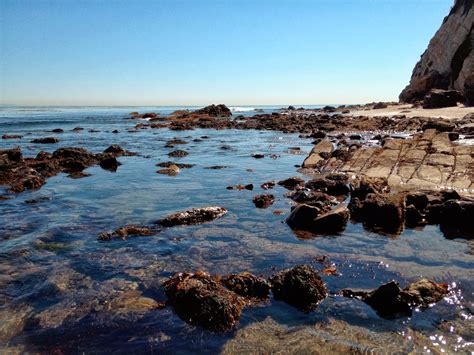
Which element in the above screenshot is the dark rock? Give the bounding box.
[157,206,227,227]
[342,279,448,319]
[423,89,464,109]
[278,176,305,190]
[226,184,253,191]
[405,205,424,227]
[448,132,459,141]
[2,134,22,139]
[422,120,456,132]
[269,265,327,312]
[373,102,388,109]
[305,175,350,196]
[103,144,134,156]
[194,104,232,117]
[286,204,328,231]
[287,106,295,110]
[349,134,362,140]
[260,181,276,190]
[166,138,187,146]
[98,225,155,241]
[156,161,194,169]
[31,137,59,144]
[51,128,64,133]
[221,272,271,300]
[9,175,46,193]
[72,127,84,132]
[351,193,405,234]
[464,72,474,106]
[439,200,474,238]
[163,272,245,331]
[251,154,265,159]
[252,194,275,208]
[99,157,121,172]
[310,131,326,139]
[351,177,390,200]
[168,150,188,158]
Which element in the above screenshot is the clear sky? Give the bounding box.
[0,0,454,106]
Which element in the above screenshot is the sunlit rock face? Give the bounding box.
[400,0,474,103]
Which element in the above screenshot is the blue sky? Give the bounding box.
[0,0,453,106]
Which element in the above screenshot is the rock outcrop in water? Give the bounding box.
[342,279,449,318]
[0,145,135,194]
[399,0,474,104]
[163,272,246,331]
[269,265,327,312]
[156,206,227,227]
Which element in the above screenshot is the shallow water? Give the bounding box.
[0,107,473,353]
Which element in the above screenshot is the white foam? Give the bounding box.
[229,107,257,112]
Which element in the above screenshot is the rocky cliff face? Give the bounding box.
[400,0,474,104]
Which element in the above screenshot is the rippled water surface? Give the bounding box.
[0,107,473,353]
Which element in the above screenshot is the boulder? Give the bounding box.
[277,176,305,190]
[252,194,275,208]
[305,174,350,196]
[350,177,390,200]
[157,164,180,176]
[157,206,227,227]
[269,265,327,312]
[31,137,59,144]
[350,193,405,234]
[99,157,121,172]
[439,200,474,238]
[286,204,326,231]
[260,181,276,190]
[422,89,464,108]
[168,149,188,158]
[194,104,232,117]
[310,206,349,234]
[464,72,474,106]
[221,272,271,300]
[342,279,448,318]
[163,272,245,331]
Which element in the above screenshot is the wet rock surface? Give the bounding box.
[156,206,227,227]
[342,278,448,318]
[163,272,245,331]
[98,225,156,241]
[221,272,271,300]
[0,145,133,194]
[269,265,327,312]
[252,194,275,208]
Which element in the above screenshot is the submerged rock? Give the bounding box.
[252,194,275,208]
[98,225,155,241]
[31,137,59,144]
[168,149,188,158]
[342,279,448,318]
[269,265,327,312]
[157,164,180,176]
[163,272,245,331]
[221,272,271,300]
[156,206,227,227]
[156,161,195,169]
[227,184,253,190]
